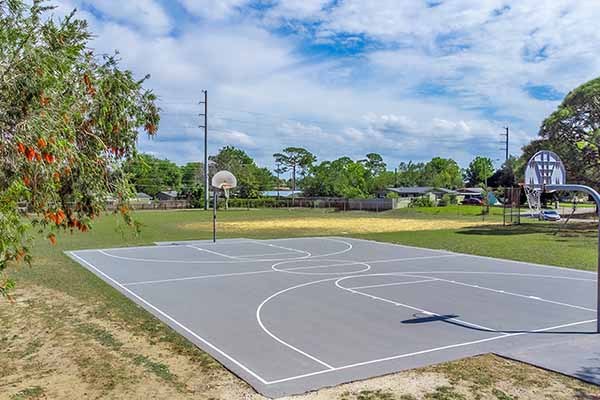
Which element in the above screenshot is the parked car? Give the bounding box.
[540,209,561,221]
[462,197,483,206]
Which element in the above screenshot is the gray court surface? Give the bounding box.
[67,237,599,397]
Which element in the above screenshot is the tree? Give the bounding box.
[421,157,463,189]
[273,147,316,193]
[303,157,370,198]
[396,161,425,187]
[180,162,203,188]
[360,153,386,176]
[210,146,274,198]
[0,1,159,298]
[488,156,518,188]
[124,154,182,196]
[465,156,494,187]
[533,77,600,189]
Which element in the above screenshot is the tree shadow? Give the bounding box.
[456,222,597,238]
[401,313,597,335]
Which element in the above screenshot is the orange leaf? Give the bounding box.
[17,143,25,154]
[38,137,47,149]
[26,147,36,161]
[44,153,54,163]
[23,176,30,186]
[48,234,57,245]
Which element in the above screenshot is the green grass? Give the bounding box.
[357,221,597,271]
[10,386,44,400]
[390,204,505,220]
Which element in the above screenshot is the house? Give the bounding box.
[132,192,152,204]
[261,190,303,198]
[380,187,456,199]
[155,191,178,201]
[456,187,485,202]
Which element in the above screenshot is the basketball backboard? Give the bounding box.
[524,150,566,190]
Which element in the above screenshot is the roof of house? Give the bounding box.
[385,187,456,195]
[158,191,178,198]
[136,192,152,199]
[457,187,485,195]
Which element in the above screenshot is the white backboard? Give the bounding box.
[524,151,566,190]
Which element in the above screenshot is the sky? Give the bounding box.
[50,0,600,171]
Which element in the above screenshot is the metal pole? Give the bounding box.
[505,127,509,162]
[547,183,600,333]
[203,90,209,210]
[213,190,217,242]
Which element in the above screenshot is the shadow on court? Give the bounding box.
[401,313,597,335]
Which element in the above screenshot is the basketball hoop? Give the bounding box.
[210,171,237,242]
[523,151,566,219]
[212,170,237,209]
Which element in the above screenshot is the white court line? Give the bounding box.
[120,255,459,287]
[335,278,500,334]
[264,318,597,385]
[234,251,300,258]
[67,251,269,385]
[250,240,310,255]
[94,237,352,264]
[274,254,460,273]
[338,271,597,315]
[186,245,241,260]
[256,277,338,371]
[432,276,597,313]
[123,269,274,286]
[334,236,598,275]
[348,279,439,290]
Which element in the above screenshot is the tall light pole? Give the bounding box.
[199,90,208,210]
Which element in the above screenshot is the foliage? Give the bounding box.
[438,193,457,206]
[465,156,494,186]
[396,161,425,187]
[537,76,600,188]
[273,147,316,192]
[422,157,464,189]
[360,153,387,176]
[180,162,203,187]
[302,157,371,198]
[0,0,159,297]
[488,156,518,188]
[409,196,435,208]
[210,146,275,198]
[124,154,181,196]
[386,191,399,199]
[370,170,397,193]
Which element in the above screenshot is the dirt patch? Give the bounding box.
[180,218,495,235]
[1,287,599,400]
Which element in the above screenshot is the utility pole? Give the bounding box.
[276,162,280,200]
[500,126,509,162]
[199,90,208,210]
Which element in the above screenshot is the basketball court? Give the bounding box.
[67,236,599,398]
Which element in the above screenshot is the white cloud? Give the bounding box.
[212,130,257,148]
[178,0,249,20]
[80,0,171,34]
[44,0,600,170]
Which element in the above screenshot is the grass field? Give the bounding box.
[1,208,599,399]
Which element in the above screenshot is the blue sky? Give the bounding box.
[52,0,600,171]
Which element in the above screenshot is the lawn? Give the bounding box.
[1,208,598,399]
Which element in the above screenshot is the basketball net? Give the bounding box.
[524,185,542,218]
[221,184,232,210]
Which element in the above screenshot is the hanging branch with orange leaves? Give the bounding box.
[0,0,160,298]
